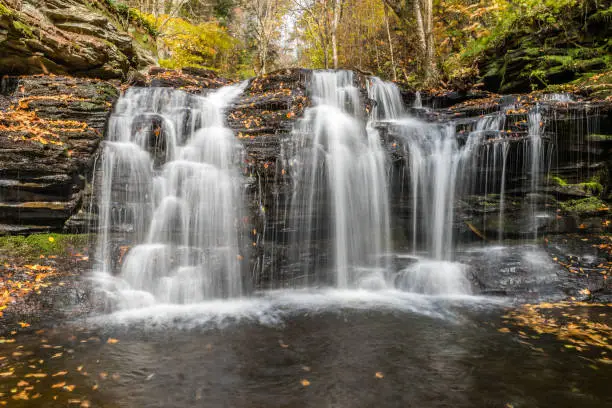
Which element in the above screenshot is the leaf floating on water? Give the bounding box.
[375,372,384,379]
[51,382,66,388]
[11,390,29,400]
[301,366,310,372]
[106,338,119,344]
[63,385,76,392]
[300,379,310,387]
[52,371,68,377]
[278,340,289,348]
[498,327,511,333]
[24,373,47,378]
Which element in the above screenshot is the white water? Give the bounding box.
[413,91,423,108]
[288,71,391,288]
[367,76,405,120]
[95,84,247,307]
[92,72,559,305]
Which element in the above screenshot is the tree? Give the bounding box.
[241,0,287,74]
[383,0,437,84]
[291,0,344,69]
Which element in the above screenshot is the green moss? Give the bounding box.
[551,176,568,186]
[551,175,604,195]
[587,134,612,142]
[0,234,91,261]
[76,101,101,112]
[559,197,609,214]
[12,20,33,37]
[0,3,12,16]
[578,180,604,196]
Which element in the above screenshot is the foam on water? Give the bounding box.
[87,288,506,330]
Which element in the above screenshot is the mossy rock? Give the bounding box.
[0,3,12,16]
[559,197,610,215]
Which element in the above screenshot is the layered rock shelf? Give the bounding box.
[0,0,155,79]
[0,75,118,233]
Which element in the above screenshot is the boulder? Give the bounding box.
[0,0,156,79]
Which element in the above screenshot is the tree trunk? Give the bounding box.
[383,4,397,81]
[422,0,437,84]
[383,0,438,84]
[331,0,342,69]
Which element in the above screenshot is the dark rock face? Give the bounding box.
[382,94,612,245]
[0,75,119,233]
[227,69,310,285]
[0,0,156,79]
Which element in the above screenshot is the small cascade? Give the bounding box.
[367,77,405,120]
[95,84,247,308]
[397,120,487,260]
[527,107,546,238]
[413,91,423,109]
[287,71,390,288]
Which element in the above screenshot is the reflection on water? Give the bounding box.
[0,292,610,408]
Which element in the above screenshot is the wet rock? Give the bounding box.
[146,66,231,92]
[0,74,119,233]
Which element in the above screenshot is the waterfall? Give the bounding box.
[413,91,423,108]
[528,107,544,239]
[367,77,405,120]
[287,71,390,288]
[94,84,247,308]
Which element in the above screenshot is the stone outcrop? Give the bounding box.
[0,0,156,79]
[0,74,119,233]
[477,0,611,95]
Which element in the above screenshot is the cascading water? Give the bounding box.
[367,77,405,120]
[94,84,247,308]
[287,71,390,288]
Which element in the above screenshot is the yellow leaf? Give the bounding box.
[498,327,511,333]
[52,371,68,377]
[375,372,384,379]
[63,385,75,392]
[24,373,47,378]
[51,382,66,388]
[106,338,119,344]
[300,379,310,387]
